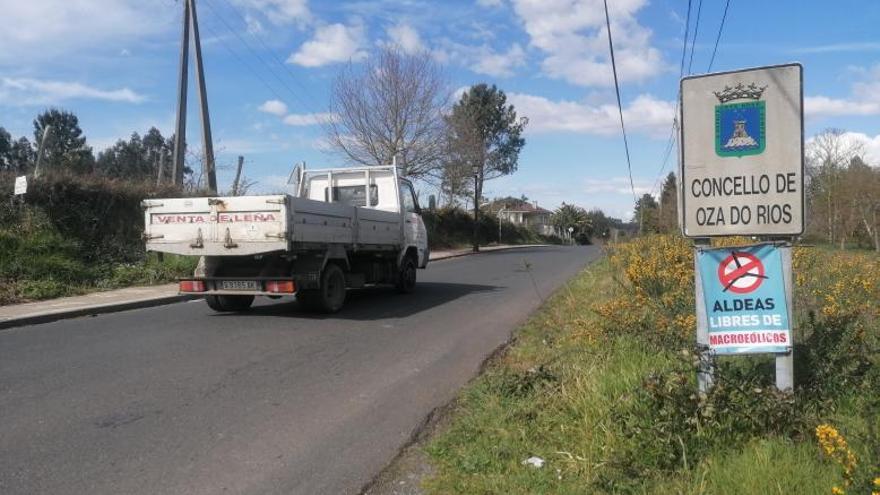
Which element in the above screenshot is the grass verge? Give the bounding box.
[423,240,878,494]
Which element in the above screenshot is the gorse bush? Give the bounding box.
[596,235,880,491]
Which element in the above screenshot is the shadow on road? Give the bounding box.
[225,281,501,321]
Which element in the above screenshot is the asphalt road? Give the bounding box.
[0,245,600,495]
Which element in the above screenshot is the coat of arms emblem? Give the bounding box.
[714,83,767,157]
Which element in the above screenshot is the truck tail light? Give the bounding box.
[266,280,296,293]
[179,280,206,292]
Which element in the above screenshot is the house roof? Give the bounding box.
[488,199,552,214]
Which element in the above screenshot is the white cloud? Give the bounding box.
[258,99,289,116]
[256,97,332,126]
[386,23,424,54]
[510,0,664,87]
[0,77,145,105]
[435,40,527,77]
[0,0,169,64]
[804,96,880,118]
[805,64,880,118]
[471,44,527,77]
[289,23,367,67]
[282,112,335,126]
[232,0,310,26]
[477,0,504,6]
[508,92,674,136]
[583,176,653,195]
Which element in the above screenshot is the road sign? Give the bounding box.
[680,64,804,237]
[13,176,27,196]
[697,243,791,354]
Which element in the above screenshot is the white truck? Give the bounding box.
[142,164,429,313]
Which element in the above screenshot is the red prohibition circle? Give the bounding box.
[717,252,765,294]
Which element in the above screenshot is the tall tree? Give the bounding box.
[806,128,864,245]
[551,202,591,243]
[33,109,95,175]
[0,127,35,173]
[324,46,448,178]
[9,137,34,173]
[658,172,678,233]
[634,193,660,234]
[0,127,11,171]
[96,127,172,181]
[446,84,527,251]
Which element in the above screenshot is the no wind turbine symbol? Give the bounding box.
[717,251,769,294]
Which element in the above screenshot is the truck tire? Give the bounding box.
[299,264,347,313]
[205,295,254,312]
[396,256,417,294]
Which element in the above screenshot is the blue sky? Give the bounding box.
[1,0,879,219]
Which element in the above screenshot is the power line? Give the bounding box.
[678,0,693,78]
[649,121,678,196]
[198,20,292,107]
[214,0,320,110]
[686,0,704,75]
[708,0,732,72]
[200,0,318,115]
[602,0,639,213]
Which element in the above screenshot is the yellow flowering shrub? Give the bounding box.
[817,424,859,493]
[596,235,694,346]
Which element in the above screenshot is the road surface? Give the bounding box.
[0,246,599,494]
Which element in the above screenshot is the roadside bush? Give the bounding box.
[422,207,558,249]
[595,235,880,490]
[0,172,196,304]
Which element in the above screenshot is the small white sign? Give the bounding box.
[680,63,804,237]
[14,176,27,196]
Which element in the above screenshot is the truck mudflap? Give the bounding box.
[178,277,297,296]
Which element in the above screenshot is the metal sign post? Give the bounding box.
[681,64,804,393]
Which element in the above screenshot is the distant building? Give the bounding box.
[487,198,555,236]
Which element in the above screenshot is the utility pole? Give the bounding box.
[34,125,53,178]
[156,151,165,187]
[189,0,217,193]
[171,0,217,193]
[232,155,244,195]
[172,1,189,186]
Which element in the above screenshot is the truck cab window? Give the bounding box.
[400,182,418,213]
[325,185,378,207]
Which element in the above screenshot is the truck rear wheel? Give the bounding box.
[205,295,255,312]
[299,264,346,313]
[396,256,417,294]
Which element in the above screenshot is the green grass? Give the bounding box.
[423,258,854,494]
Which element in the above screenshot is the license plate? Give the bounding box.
[220,280,260,291]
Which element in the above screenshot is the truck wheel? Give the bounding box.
[205,295,254,312]
[300,264,347,313]
[396,256,417,294]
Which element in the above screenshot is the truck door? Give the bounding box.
[399,180,428,265]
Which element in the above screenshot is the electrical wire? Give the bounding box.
[686,0,704,75]
[679,0,693,79]
[201,0,318,115]
[215,0,321,110]
[708,0,732,72]
[602,0,638,208]
[198,20,292,107]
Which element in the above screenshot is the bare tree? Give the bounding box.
[324,47,448,179]
[806,129,865,246]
